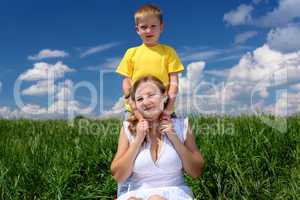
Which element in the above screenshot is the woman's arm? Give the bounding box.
[110,127,144,182]
[161,121,205,178]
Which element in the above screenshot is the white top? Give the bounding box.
[117,117,194,200]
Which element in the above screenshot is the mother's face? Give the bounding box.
[134,81,166,120]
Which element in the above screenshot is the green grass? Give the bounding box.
[0,116,299,199]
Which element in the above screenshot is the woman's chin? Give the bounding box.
[142,110,161,120]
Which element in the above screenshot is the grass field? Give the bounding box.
[0,115,299,199]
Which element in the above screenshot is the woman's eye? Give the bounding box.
[136,98,142,102]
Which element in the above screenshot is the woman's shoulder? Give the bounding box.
[171,117,189,143]
[122,121,134,142]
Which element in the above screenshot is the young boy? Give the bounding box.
[116,4,184,121]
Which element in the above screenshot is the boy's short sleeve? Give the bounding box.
[168,47,184,73]
[116,48,135,77]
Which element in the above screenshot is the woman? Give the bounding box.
[111,76,205,200]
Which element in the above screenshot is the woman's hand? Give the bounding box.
[136,119,149,142]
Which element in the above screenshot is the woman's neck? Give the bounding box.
[148,120,161,138]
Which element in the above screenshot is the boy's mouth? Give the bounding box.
[146,35,154,38]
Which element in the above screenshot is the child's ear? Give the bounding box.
[135,25,140,35]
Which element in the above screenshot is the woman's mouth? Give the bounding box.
[143,106,155,112]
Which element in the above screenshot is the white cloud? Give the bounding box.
[86,57,121,71]
[267,24,300,53]
[1,80,94,119]
[47,79,94,116]
[19,61,75,81]
[234,31,258,45]
[20,104,49,115]
[181,50,222,62]
[228,45,300,83]
[0,106,38,119]
[290,83,300,91]
[256,0,300,27]
[99,96,125,119]
[264,91,300,116]
[179,61,205,95]
[22,80,55,96]
[180,46,251,63]
[224,0,300,28]
[259,87,269,98]
[204,68,231,78]
[101,57,121,69]
[220,44,300,116]
[223,4,253,26]
[0,107,17,119]
[55,79,73,101]
[177,44,300,116]
[17,63,91,118]
[28,49,69,61]
[213,54,243,63]
[1,63,94,119]
[80,42,120,58]
[48,100,80,114]
[0,104,91,119]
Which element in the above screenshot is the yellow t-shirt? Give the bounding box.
[116,43,184,112]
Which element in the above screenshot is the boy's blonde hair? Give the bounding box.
[134,4,163,25]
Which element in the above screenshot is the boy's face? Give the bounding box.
[136,15,163,46]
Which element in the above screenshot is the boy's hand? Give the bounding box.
[159,117,176,138]
[160,110,171,121]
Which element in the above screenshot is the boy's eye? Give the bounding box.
[151,25,157,28]
[140,26,147,30]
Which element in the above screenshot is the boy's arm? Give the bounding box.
[164,72,179,116]
[164,46,183,117]
[122,76,131,97]
[123,77,144,121]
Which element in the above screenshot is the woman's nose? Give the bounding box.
[142,97,151,105]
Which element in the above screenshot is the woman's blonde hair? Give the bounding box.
[127,76,166,142]
[134,4,163,25]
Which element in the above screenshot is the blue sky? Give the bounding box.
[0,0,300,118]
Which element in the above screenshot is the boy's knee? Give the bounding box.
[147,195,167,200]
